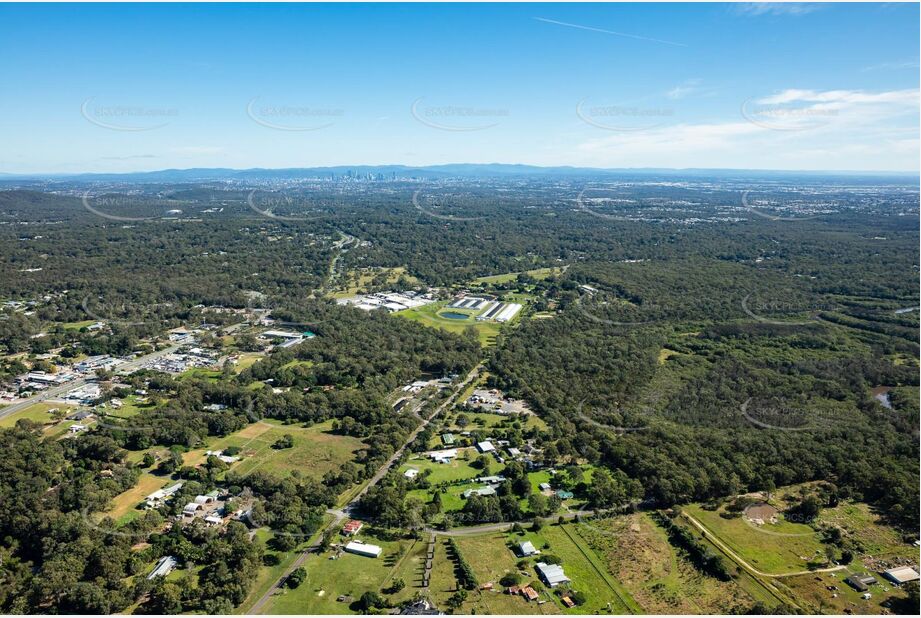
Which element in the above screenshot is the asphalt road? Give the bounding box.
[0,342,184,422]
[246,361,484,614]
[426,509,596,536]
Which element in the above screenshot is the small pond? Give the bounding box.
[440,311,470,320]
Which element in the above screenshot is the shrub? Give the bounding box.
[286,567,306,589]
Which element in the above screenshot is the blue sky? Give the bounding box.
[0,2,918,173]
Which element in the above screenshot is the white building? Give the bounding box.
[519,541,539,556]
[25,371,72,385]
[147,556,178,580]
[462,486,497,498]
[428,448,458,463]
[476,441,495,453]
[883,566,920,585]
[182,502,202,518]
[536,562,570,587]
[344,540,382,558]
[495,303,523,323]
[146,482,184,509]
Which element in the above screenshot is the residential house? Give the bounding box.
[518,541,539,557]
[342,520,364,536]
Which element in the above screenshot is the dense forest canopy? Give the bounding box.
[0,173,917,612]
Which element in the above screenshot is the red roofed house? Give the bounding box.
[520,586,539,602]
[342,520,364,536]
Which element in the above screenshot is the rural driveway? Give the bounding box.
[682,512,846,578]
[247,361,484,614]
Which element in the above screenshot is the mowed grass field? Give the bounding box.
[101,419,365,528]
[263,529,549,615]
[0,402,74,428]
[61,319,96,330]
[452,532,552,614]
[683,504,825,574]
[406,466,591,521]
[234,352,265,373]
[237,520,332,615]
[396,301,503,346]
[454,524,637,614]
[472,266,564,285]
[183,418,365,479]
[428,411,547,449]
[399,448,483,485]
[262,532,421,614]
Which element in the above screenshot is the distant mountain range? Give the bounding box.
[0,164,917,182]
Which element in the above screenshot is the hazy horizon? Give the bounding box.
[1,2,918,174]
[3,162,921,178]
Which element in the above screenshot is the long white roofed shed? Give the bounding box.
[344,540,382,558]
[883,566,920,585]
[147,556,178,580]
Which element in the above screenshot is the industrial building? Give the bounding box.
[448,296,491,310]
[494,302,523,323]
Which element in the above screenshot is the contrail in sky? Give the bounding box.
[534,17,688,47]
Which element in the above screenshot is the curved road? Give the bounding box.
[682,512,846,578]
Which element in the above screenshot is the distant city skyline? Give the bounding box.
[0,2,918,173]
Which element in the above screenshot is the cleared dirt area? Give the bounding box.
[236,422,274,439]
[744,503,779,522]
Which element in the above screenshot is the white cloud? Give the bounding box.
[573,87,920,171]
[578,121,763,156]
[666,79,704,100]
[733,3,821,17]
[757,88,919,107]
[861,60,920,72]
[744,88,919,132]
